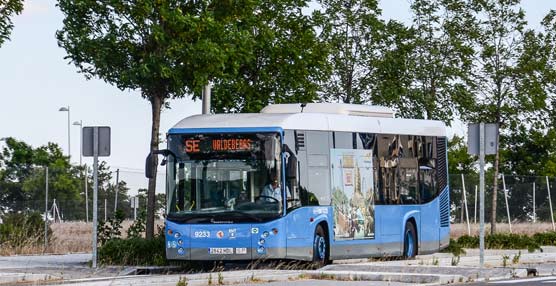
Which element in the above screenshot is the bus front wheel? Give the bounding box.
[312,225,329,266]
[403,221,417,259]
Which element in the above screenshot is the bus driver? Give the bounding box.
[261,175,290,202]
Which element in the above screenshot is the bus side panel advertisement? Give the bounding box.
[330,149,375,240]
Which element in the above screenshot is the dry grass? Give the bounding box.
[0,220,164,256]
[451,222,556,239]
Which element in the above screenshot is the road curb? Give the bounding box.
[0,273,60,285]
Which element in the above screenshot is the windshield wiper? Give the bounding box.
[167,213,215,223]
[221,210,263,222]
[168,210,272,223]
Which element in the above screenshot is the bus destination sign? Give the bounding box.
[184,138,254,154]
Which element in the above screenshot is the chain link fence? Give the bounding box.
[450,174,556,228]
[0,169,166,222]
[4,170,556,228]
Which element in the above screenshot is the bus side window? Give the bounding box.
[419,136,437,203]
[399,135,419,205]
[284,143,301,209]
[377,134,400,205]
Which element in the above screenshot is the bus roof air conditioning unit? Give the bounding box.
[260,103,395,118]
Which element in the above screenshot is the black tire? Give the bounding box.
[312,225,329,266]
[403,221,417,259]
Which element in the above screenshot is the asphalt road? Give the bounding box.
[466,276,556,285]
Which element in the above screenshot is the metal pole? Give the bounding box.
[114,169,119,214]
[546,176,555,231]
[104,199,107,221]
[44,167,49,253]
[85,164,88,223]
[502,174,512,233]
[79,120,82,166]
[479,123,485,268]
[133,197,137,220]
[460,183,465,224]
[533,182,536,223]
[67,106,71,160]
[474,185,478,224]
[462,174,471,235]
[92,128,99,269]
[202,83,211,114]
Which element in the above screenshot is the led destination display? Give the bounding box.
[185,138,254,153]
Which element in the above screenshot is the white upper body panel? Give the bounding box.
[171,111,446,137]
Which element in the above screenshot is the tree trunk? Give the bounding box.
[490,136,500,234]
[146,95,162,240]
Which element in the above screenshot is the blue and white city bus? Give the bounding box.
[146,103,450,265]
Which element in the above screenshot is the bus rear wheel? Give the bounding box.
[403,221,417,259]
[312,225,329,266]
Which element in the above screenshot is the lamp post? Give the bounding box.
[73,120,83,166]
[58,106,71,160]
[72,120,88,222]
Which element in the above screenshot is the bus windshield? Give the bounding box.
[165,132,282,223]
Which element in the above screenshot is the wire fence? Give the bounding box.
[3,171,556,228]
[450,174,556,229]
[0,169,166,223]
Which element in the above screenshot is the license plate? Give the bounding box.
[235,247,247,254]
[209,248,234,255]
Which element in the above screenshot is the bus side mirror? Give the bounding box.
[145,149,174,179]
[145,153,154,179]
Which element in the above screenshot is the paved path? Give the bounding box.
[0,253,90,269]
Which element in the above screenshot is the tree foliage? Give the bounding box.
[398,0,474,123]
[0,0,23,47]
[56,0,240,238]
[56,0,322,238]
[213,0,329,113]
[314,0,385,104]
[0,138,81,215]
[0,138,137,221]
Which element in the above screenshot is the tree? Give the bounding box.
[0,0,23,47]
[398,0,474,123]
[448,135,476,175]
[56,0,256,239]
[212,0,329,113]
[456,0,550,233]
[314,0,386,104]
[0,138,83,218]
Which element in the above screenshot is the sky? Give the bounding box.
[0,0,555,194]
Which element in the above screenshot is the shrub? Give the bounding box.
[456,235,479,248]
[455,233,541,252]
[127,210,146,239]
[97,210,125,245]
[442,239,466,256]
[98,232,166,266]
[532,232,556,245]
[0,212,52,250]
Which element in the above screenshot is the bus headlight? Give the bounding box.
[258,239,265,245]
[257,246,265,254]
[262,231,269,238]
[177,247,185,255]
[174,232,181,239]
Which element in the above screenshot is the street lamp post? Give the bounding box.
[72,120,88,222]
[73,120,83,166]
[58,106,71,160]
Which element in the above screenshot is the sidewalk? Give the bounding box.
[1,248,555,285]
